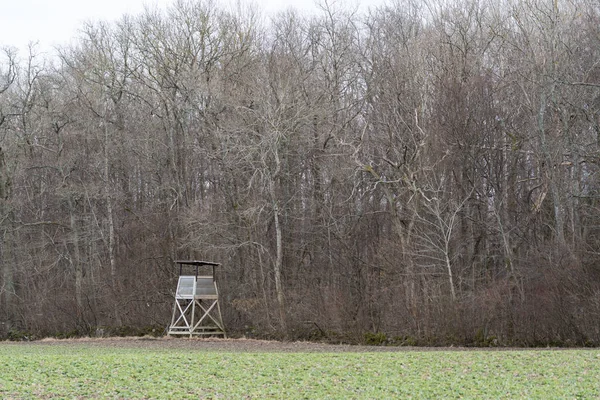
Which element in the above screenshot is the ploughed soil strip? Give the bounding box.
[0,337,575,352]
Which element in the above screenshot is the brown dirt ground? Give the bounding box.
[0,337,569,352]
[3,337,403,352]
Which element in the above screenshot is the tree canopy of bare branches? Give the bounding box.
[1,0,599,346]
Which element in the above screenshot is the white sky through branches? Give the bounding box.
[0,0,387,59]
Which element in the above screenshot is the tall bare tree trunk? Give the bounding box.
[104,118,121,326]
[0,147,14,334]
[444,250,456,302]
[0,227,14,333]
[68,197,84,321]
[270,180,286,333]
[538,89,566,247]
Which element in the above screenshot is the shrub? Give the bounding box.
[364,332,387,345]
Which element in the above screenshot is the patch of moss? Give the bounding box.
[392,336,418,346]
[472,328,498,347]
[364,332,387,345]
[7,329,31,341]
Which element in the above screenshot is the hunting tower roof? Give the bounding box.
[175,260,221,266]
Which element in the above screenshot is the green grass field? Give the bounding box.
[1,342,599,399]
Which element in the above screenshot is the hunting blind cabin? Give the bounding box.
[168,260,226,337]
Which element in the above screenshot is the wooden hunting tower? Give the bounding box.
[168,260,226,337]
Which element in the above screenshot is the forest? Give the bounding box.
[0,0,599,345]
